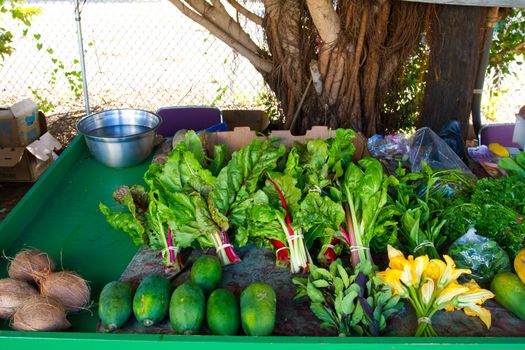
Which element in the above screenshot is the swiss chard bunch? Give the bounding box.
[244,173,312,273]
[99,184,184,271]
[293,261,402,336]
[341,157,398,267]
[285,129,357,265]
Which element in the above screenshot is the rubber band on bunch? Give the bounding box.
[349,245,370,253]
[418,317,432,325]
[287,234,304,243]
[414,241,435,253]
[215,243,233,254]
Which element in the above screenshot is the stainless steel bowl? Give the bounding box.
[76,109,161,167]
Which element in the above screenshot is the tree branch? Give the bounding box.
[306,0,341,45]
[168,0,272,73]
[226,0,264,26]
[185,0,260,54]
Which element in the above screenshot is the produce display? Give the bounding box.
[4,126,525,339]
[1,249,91,331]
[96,128,525,337]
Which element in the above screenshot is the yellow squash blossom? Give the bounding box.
[377,245,494,337]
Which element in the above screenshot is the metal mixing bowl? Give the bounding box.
[76,109,161,167]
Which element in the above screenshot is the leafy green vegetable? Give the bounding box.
[293,260,402,336]
[342,157,397,266]
[391,164,474,258]
[295,192,346,265]
[209,144,228,176]
[212,140,286,226]
[443,176,525,258]
[498,157,525,179]
[447,228,511,283]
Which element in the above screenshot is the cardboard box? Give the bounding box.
[0,112,62,182]
[0,99,41,147]
[154,126,369,165]
[222,110,270,132]
[204,126,369,161]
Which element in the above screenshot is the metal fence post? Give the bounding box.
[75,0,90,116]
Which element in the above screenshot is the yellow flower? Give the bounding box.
[377,269,409,297]
[400,262,416,287]
[425,259,446,283]
[462,303,492,328]
[387,245,404,260]
[420,278,435,306]
[414,255,429,287]
[434,280,469,306]
[437,255,471,288]
[456,287,494,306]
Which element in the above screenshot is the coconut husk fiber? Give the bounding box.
[8,249,56,283]
[0,278,38,319]
[39,271,90,312]
[12,295,70,332]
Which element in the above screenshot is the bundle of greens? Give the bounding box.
[293,261,402,336]
[285,129,357,265]
[390,164,474,259]
[443,176,525,257]
[99,184,185,270]
[101,131,289,267]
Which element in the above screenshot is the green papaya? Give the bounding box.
[190,255,222,295]
[491,272,525,320]
[133,275,171,326]
[98,281,133,331]
[169,283,205,335]
[240,281,276,336]
[207,288,240,335]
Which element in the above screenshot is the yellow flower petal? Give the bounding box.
[463,304,492,328]
[438,255,471,287]
[414,255,429,286]
[377,269,409,297]
[456,288,494,305]
[435,280,470,306]
[444,304,456,312]
[421,278,435,306]
[387,245,405,260]
[425,259,446,282]
[390,256,409,271]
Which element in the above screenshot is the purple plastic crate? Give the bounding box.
[155,106,223,137]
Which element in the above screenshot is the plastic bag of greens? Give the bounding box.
[447,228,511,283]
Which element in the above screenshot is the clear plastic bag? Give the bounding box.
[447,228,511,283]
[409,127,472,174]
[368,133,410,162]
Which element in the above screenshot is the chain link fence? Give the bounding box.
[1,0,524,145]
[1,0,267,144]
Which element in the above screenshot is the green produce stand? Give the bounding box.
[1,136,525,349]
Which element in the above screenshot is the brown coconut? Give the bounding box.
[8,249,55,283]
[0,278,38,319]
[39,271,90,312]
[12,295,70,331]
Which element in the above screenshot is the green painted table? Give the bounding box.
[1,136,525,349]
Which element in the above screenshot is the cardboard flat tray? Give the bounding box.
[1,134,525,349]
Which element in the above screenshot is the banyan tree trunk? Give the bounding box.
[263,0,431,135]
